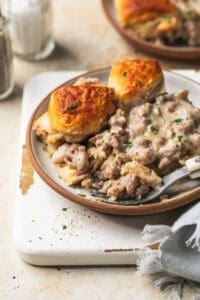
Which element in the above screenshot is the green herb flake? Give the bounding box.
[187,9,193,16]
[150,125,159,134]
[62,225,67,230]
[68,103,78,110]
[172,118,183,124]
[177,135,184,143]
[126,140,133,148]
[122,71,127,77]
[62,208,67,211]
[172,131,176,137]
[31,219,35,223]
[164,14,172,20]
[154,157,160,166]
[78,193,86,197]
[195,119,200,128]
[28,240,32,243]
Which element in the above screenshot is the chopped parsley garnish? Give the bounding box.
[126,140,133,148]
[150,125,159,134]
[195,120,200,128]
[122,71,127,77]
[62,225,67,230]
[172,131,176,137]
[177,135,184,143]
[187,9,193,16]
[68,103,78,110]
[31,219,35,223]
[78,193,86,197]
[154,157,160,166]
[28,240,32,243]
[164,14,172,20]
[62,208,67,211]
[172,118,183,124]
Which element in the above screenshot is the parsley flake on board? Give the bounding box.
[62,208,67,211]
[122,71,127,77]
[172,118,183,124]
[68,103,78,110]
[62,225,67,230]
[150,125,159,134]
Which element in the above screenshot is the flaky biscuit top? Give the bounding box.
[48,85,115,142]
[109,58,164,104]
[115,0,177,26]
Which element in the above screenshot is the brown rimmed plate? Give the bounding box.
[26,68,200,215]
[101,0,200,61]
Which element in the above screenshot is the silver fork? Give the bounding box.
[101,156,200,206]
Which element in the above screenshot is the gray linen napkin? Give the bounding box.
[135,201,200,299]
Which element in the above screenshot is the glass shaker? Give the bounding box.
[0,15,14,100]
[2,0,55,61]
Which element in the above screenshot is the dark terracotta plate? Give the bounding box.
[26,68,200,215]
[101,0,200,61]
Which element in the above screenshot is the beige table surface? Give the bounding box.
[0,1,199,299]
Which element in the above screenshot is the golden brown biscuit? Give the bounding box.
[115,0,177,26]
[48,85,115,143]
[109,59,164,105]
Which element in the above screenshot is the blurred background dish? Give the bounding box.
[101,0,200,60]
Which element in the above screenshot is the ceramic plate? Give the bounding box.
[26,68,200,215]
[101,0,200,61]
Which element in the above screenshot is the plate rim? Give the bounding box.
[101,0,200,60]
[26,68,200,216]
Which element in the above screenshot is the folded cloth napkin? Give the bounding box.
[135,201,200,299]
